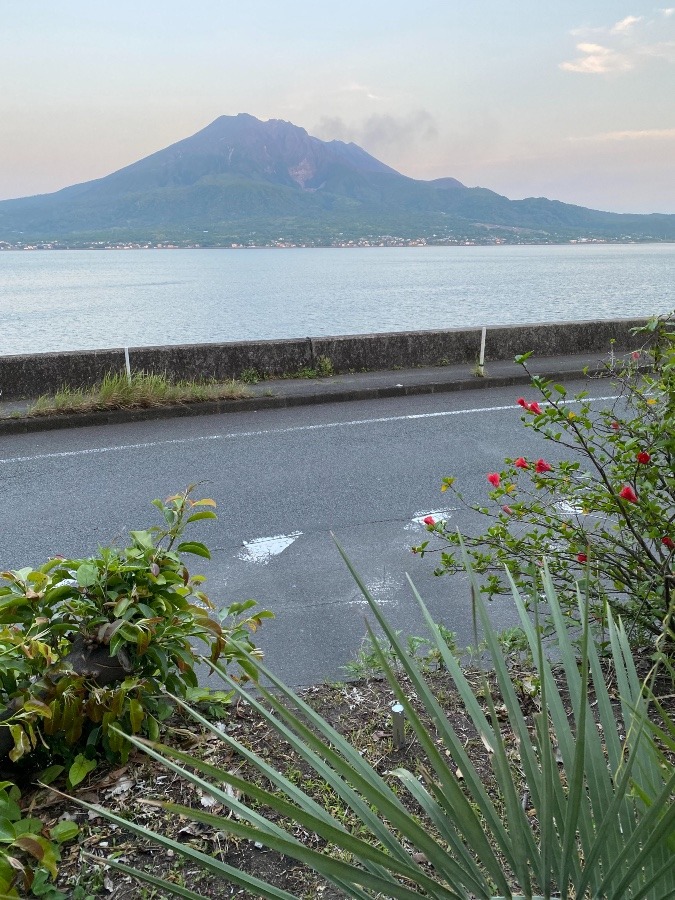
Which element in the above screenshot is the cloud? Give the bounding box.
[361,111,438,149]
[314,110,438,156]
[560,43,633,73]
[561,11,675,73]
[569,128,675,142]
[637,39,675,61]
[611,15,643,34]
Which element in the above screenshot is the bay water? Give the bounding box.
[0,244,673,356]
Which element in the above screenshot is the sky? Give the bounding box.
[1,1,674,214]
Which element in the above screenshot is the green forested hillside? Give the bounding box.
[1,114,672,245]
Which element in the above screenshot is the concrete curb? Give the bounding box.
[0,317,645,402]
[0,364,593,436]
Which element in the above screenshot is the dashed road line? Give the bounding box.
[0,395,619,466]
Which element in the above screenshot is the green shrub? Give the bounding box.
[0,779,77,898]
[0,487,271,774]
[79,549,674,899]
[415,313,675,648]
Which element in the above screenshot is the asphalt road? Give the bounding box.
[0,377,616,686]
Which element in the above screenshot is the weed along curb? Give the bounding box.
[0,354,603,436]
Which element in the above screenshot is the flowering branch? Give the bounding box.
[414,313,675,646]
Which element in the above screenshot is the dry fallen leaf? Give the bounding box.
[105,775,134,798]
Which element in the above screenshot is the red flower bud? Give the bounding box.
[619,485,638,504]
[662,536,675,550]
[423,515,435,526]
[631,351,641,360]
[528,402,543,415]
[487,472,501,487]
[577,553,587,563]
[501,505,513,515]
[514,457,528,469]
[516,397,527,407]
[636,451,651,464]
[611,421,620,430]
[535,459,553,473]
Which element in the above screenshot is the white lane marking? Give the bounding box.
[0,395,620,466]
[236,531,302,564]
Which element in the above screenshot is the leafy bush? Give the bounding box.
[0,488,271,774]
[0,780,78,899]
[80,549,674,899]
[414,313,675,647]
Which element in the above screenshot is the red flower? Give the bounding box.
[631,350,641,360]
[611,421,620,431]
[514,457,528,469]
[423,515,435,526]
[662,536,675,550]
[636,451,651,464]
[577,553,587,563]
[517,398,543,414]
[501,505,513,515]
[535,459,553,473]
[487,473,501,487]
[619,485,638,504]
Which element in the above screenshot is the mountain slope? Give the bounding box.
[0,114,673,244]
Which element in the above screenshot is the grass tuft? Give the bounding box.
[26,371,251,416]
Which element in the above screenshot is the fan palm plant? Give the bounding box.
[76,548,675,899]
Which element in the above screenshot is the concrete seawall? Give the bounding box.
[0,318,646,401]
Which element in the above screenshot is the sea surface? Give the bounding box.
[1,244,673,356]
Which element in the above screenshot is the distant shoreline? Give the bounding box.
[2,238,673,252]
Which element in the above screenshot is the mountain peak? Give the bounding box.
[0,114,673,244]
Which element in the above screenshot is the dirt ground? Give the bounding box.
[22,659,673,900]
[25,669,506,899]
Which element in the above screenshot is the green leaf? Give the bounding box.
[112,596,133,617]
[130,530,155,550]
[186,510,218,523]
[15,833,59,878]
[0,817,16,843]
[37,765,65,784]
[128,699,144,733]
[68,754,97,788]
[23,698,52,718]
[27,868,69,898]
[176,542,211,559]
[75,562,98,587]
[48,820,79,844]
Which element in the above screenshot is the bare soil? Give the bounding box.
[25,670,502,899]
[22,663,673,900]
